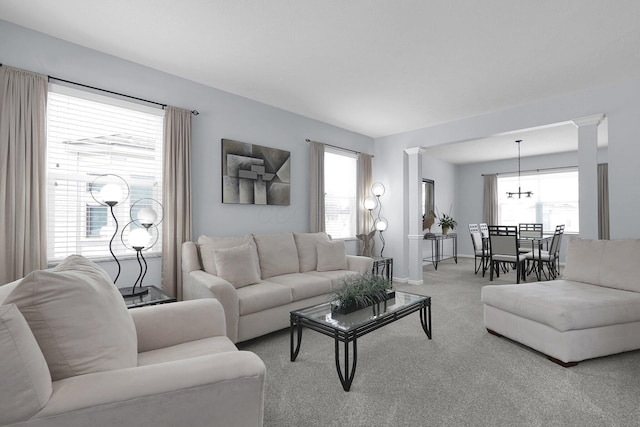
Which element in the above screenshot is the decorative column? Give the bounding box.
[405,147,425,285]
[572,114,604,240]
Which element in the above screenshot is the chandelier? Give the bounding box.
[506,139,533,199]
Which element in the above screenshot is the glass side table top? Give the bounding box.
[123,285,176,308]
[291,291,429,331]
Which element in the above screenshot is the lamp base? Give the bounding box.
[119,286,149,297]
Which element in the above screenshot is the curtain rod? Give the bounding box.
[48,74,199,116]
[305,138,373,157]
[481,165,578,176]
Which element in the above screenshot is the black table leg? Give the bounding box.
[290,316,303,362]
[334,331,357,392]
[419,302,432,339]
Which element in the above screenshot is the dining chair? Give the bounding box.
[525,224,565,280]
[468,224,488,276]
[518,223,543,253]
[488,225,526,284]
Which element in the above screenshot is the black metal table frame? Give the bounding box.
[290,294,431,392]
[372,256,393,280]
[424,233,457,270]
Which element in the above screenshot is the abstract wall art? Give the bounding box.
[221,139,291,205]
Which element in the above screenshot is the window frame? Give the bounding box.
[323,147,359,240]
[497,167,579,233]
[46,83,165,263]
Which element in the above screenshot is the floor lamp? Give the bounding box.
[90,174,129,284]
[371,182,388,257]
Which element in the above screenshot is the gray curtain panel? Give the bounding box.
[598,163,610,240]
[0,66,48,284]
[483,174,498,225]
[162,106,193,299]
[357,153,373,235]
[309,141,325,233]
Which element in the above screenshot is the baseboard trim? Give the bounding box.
[407,279,423,285]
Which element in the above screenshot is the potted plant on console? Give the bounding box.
[330,273,394,315]
[438,212,457,235]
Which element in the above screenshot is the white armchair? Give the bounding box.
[1,256,265,427]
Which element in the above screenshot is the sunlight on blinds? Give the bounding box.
[47,84,164,262]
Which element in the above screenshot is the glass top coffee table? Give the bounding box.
[290,290,431,391]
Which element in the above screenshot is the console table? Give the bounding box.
[423,233,457,270]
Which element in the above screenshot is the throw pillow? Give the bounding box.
[198,234,261,278]
[253,232,300,279]
[214,243,262,288]
[293,232,330,272]
[0,304,52,425]
[317,239,349,272]
[5,255,138,381]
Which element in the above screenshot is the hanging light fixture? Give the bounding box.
[506,140,533,199]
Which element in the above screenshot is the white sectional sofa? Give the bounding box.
[0,255,265,427]
[481,238,640,366]
[182,232,374,343]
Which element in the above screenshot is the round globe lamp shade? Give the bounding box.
[375,217,388,231]
[129,228,151,249]
[137,207,158,227]
[100,183,123,205]
[363,196,377,210]
[371,182,385,197]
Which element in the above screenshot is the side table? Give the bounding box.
[122,285,176,309]
[372,256,393,281]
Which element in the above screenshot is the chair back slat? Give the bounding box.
[549,224,565,254]
[479,223,489,238]
[519,223,543,238]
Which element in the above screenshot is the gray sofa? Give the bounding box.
[481,238,640,366]
[182,232,374,343]
[0,255,265,427]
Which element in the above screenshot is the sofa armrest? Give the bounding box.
[130,299,227,353]
[35,351,265,427]
[183,270,241,343]
[347,255,374,274]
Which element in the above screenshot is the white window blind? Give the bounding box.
[46,84,164,262]
[324,149,358,239]
[497,169,579,233]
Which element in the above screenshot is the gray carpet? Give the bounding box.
[238,258,640,427]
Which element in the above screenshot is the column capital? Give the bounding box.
[572,114,605,128]
[404,147,426,156]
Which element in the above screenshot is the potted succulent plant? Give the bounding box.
[330,273,394,314]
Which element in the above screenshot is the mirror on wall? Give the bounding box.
[422,179,435,233]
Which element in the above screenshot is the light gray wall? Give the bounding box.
[375,76,640,281]
[0,20,373,287]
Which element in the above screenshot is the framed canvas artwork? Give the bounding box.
[221,139,291,205]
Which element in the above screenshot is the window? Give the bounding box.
[497,169,579,233]
[47,84,164,262]
[324,149,358,239]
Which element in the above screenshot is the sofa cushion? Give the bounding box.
[253,232,300,279]
[5,255,138,381]
[235,281,293,315]
[308,270,361,290]
[214,243,262,288]
[267,273,333,301]
[293,232,330,272]
[317,239,349,271]
[562,238,605,286]
[599,239,640,293]
[198,234,260,278]
[0,304,52,425]
[481,280,640,332]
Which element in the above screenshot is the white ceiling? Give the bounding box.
[1,1,638,146]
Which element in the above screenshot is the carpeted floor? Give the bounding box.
[238,258,640,427]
